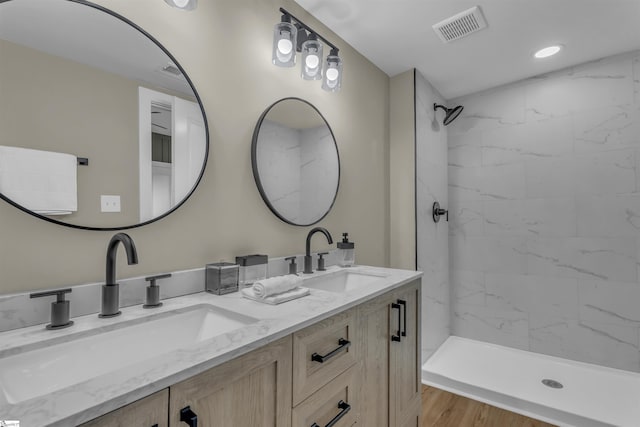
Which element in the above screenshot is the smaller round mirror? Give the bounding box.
[252,98,340,226]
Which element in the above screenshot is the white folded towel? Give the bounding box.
[0,145,77,215]
[252,275,303,298]
[242,286,310,305]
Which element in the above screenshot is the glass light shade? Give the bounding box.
[164,0,197,10]
[301,37,323,80]
[322,53,342,92]
[272,22,297,67]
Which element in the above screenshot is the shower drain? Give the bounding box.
[542,379,564,389]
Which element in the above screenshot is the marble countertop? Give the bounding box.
[0,265,421,427]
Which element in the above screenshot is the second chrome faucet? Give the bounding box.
[100,233,138,318]
[304,227,333,274]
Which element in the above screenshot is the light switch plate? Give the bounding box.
[101,195,121,212]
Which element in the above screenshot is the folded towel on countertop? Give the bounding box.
[252,274,303,298]
[242,286,310,305]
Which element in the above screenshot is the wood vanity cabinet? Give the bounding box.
[79,280,420,427]
[358,280,421,427]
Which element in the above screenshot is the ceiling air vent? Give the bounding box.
[161,64,183,77]
[432,6,487,43]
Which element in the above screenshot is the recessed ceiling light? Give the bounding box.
[534,45,562,59]
[164,0,197,10]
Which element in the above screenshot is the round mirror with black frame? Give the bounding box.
[252,97,340,226]
[0,0,209,230]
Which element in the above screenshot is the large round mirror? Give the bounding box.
[252,98,340,226]
[0,0,208,230]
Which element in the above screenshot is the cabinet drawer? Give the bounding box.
[292,364,359,427]
[293,308,358,405]
[79,389,168,427]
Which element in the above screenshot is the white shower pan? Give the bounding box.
[422,336,640,427]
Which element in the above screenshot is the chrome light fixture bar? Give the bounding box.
[273,8,342,92]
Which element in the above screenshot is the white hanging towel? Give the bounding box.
[0,145,78,215]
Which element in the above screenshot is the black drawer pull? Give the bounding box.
[391,303,401,342]
[151,425,158,427]
[311,400,351,427]
[311,338,351,363]
[398,299,407,337]
[180,406,198,427]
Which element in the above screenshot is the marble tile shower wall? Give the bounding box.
[256,120,302,220]
[257,120,336,223]
[447,51,640,372]
[300,125,339,217]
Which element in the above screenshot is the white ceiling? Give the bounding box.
[0,0,194,97]
[293,0,640,99]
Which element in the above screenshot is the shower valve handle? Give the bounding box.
[433,201,448,223]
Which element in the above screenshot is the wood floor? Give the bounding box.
[421,385,557,427]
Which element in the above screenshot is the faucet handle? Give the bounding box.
[317,252,329,271]
[285,257,298,275]
[145,273,172,286]
[30,288,74,330]
[143,273,171,308]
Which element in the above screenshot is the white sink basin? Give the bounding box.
[304,269,386,293]
[0,304,257,405]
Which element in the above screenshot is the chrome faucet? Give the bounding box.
[304,227,333,274]
[100,233,138,318]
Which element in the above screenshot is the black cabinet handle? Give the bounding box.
[151,425,158,427]
[180,406,198,427]
[398,299,407,337]
[311,338,351,363]
[391,303,402,342]
[310,400,351,427]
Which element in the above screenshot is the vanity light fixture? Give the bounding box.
[273,8,342,92]
[301,33,323,80]
[273,14,297,67]
[164,0,197,10]
[534,45,562,59]
[322,48,343,92]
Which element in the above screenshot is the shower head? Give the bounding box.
[434,103,464,126]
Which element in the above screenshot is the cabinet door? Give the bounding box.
[79,389,168,427]
[357,291,394,427]
[390,281,421,427]
[397,408,421,427]
[169,336,292,427]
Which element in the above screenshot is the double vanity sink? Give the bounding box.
[0,266,418,426]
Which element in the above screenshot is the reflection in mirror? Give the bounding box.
[0,0,208,230]
[252,98,340,226]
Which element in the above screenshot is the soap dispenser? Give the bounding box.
[337,233,355,267]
